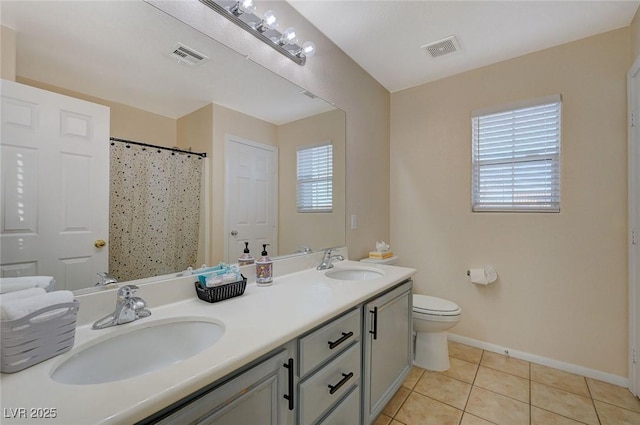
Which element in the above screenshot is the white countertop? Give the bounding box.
[0,260,415,425]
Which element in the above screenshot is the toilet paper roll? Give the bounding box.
[469,268,489,285]
[469,265,498,285]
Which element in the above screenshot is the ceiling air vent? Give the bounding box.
[168,43,209,66]
[422,35,461,59]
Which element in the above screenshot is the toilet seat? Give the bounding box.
[413,294,461,316]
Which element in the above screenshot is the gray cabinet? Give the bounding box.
[362,280,413,425]
[298,308,361,425]
[145,281,413,425]
[155,345,295,425]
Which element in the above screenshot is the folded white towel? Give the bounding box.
[0,287,47,304]
[1,290,74,322]
[0,276,55,294]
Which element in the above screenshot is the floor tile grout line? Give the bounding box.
[459,349,483,415]
[396,344,639,425]
[389,385,414,423]
[593,398,640,415]
[532,405,592,425]
[528,373,592,399]
[480,363,530,379]
[529,382,601,424]
[588,381,603,425]
[529,361,532,425]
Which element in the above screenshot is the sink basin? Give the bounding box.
[325,267,384,281]
[52,319,224,385]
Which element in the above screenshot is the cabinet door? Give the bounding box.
[362,280,413,425]
[156,348,294,425]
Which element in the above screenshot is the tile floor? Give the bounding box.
[375,341,640,425]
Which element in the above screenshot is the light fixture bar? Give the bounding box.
[199,0,312,66]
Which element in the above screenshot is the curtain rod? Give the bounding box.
[109,137,207,158]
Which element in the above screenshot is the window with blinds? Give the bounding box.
[297,143,333,213]
[472,95,561,212]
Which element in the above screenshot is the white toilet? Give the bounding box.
[413,294,462,371]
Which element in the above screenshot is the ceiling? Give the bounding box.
[0,0,334,123]
[289,0,640,92]
[2,1,638,119]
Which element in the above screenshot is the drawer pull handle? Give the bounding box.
[328,372,354,395]
[283,358,294,411]
[328,331,354,350]
[369,306,378,340]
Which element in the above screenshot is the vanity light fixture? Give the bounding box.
[199,0,316,65]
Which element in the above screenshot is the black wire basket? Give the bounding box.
[194,275,247,303]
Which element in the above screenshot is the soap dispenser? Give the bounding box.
[238,242,255,266]
[256,244,273,286]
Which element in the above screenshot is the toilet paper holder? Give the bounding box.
[466,265,498,285]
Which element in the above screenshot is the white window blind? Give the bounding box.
[472,95,561,212]
[297,143,333,213]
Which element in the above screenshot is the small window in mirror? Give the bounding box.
[297,143,333,213]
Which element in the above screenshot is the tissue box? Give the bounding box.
[1,300,79,373]
[369,251,394,259]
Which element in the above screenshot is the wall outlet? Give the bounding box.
[350,214,357,230]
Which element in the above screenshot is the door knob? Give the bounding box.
[230,230,238,236]
[94,239,106,248]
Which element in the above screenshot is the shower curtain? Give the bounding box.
[109,142,203,282]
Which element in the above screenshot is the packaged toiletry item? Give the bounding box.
[256,244,273,286]
[238,242,255,266]
[222,272,238,284]
[205,274,223,288]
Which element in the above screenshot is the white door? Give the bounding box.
[629,56,640,397]
[225,136,277,264]
[0,80,110,291]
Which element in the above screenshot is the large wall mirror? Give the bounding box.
[0,0,345,292]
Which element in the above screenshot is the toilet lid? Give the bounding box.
[413,294,461,315]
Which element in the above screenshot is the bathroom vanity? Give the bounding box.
[0,255,415,425]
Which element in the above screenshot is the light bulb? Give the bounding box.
[278,27,298,46]
[230,0,255,16]
[297,41,316,58]
[258,10,277,32]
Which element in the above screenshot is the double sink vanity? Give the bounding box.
[0,250,415,424]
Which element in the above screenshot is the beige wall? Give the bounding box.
[177,103,213,154]
[1,26,16,81]
[178,104,214,267]
[16,77,177,147]
[210,104,278,264]
[632,7,640,60]
[278,109,346,254]
[390,28,630,376]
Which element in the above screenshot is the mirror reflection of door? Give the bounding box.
[225,136,277,264]
[0,80,109,290]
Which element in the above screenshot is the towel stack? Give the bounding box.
[0,276,55,294]
[0,288,74,322]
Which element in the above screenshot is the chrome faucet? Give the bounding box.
[92,285,151,330]
[317,248,344,270]
[95,272,118,287]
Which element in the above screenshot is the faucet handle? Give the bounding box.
[117,285,139,301]
[95,271,118,286]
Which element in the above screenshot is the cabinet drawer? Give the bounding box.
[299,308,360,376]
[299,342,361,425]
[317,385,360,425]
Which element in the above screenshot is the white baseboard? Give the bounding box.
[447,333,629,388]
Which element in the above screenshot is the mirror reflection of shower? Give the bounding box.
[109,139,205,282]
